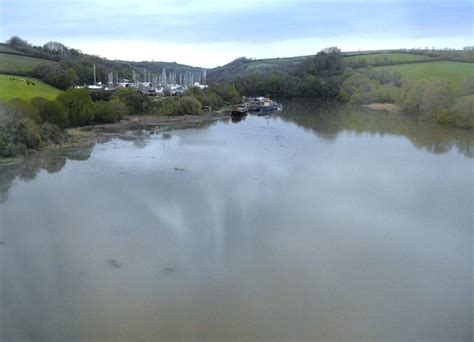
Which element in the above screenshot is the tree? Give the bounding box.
[339,73,380,104]
[33,64,79,90]
[107,99,127,119]
[43,41,68,53]
[447,95,474,128]
[17,118,42,149]
[223,85,241,104]
[113,88,148,115]
[175,96,202,115]
[57,88,95,126]
[157,98,177,116]
[5,36,30,49]
[7,99,41,123]
[94,101,119,123]
[38,100,69,129]
[403,80,429,113]
[420,81,453,118]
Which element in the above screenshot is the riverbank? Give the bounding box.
[67,111,229,145]
[0,111,230,166]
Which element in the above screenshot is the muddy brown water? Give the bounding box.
[1,103,472,341]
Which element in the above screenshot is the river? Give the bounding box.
[1,102,473,341]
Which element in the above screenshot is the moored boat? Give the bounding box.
[230,106,248,116]
[244,97,283,114]
[259,100,282,112]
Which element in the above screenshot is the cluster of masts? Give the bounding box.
[127,68,207,87]
[82,65,207,93]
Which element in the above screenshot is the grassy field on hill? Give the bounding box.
[345,53,435,66]
[0,53,57,73]
[0,74,62,101]
[245,55,310,71]
[0,45,24,54]
[376,61,474,90]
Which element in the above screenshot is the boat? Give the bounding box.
[230,105,248,116]
[248,104,261,112]
[259,100,282,112]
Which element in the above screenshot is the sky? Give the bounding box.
[0,0,472,67]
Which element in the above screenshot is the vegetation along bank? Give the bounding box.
[1,36,473,159]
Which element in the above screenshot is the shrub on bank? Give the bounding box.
[57,88,95,126]
[175,96,202,115]
[113,88,149,115]
[17,117,42,149]
[445,95,474,128]
[94,101,119,123]
[37,99,69,129]
[41,122,64,144]
[156,97,177,116]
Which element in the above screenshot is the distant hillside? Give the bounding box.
[2,36,473,93]
[0,53,58,74]
[207,56,311,84]
[345,53,436,67]
[376,61,474,91]
[0,38,204,88]
[207,49,474,85]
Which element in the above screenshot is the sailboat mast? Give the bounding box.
[93,64,97,86]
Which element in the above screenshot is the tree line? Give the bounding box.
[0,84,241,157]
[232,48,345,100]
[339,67,474,128]
[3,36,201,90]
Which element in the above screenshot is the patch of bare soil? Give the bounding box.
[65,112,229,148]
[364,103,401,113]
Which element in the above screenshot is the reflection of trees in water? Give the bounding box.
[0,147,92,203]
[280,100,474,158]
[0,121,220,204]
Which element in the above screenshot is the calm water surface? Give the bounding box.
[1,104,473,341]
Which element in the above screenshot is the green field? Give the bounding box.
[0,53,57,73]
[246,55,310,70]
[345,53,434,65]
[0,45,24,54]
[376,61,474,90]
[0,74,62,101]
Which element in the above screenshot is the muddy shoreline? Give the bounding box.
[0,111,230,167]
[67,111,229,146]
[363,103,401,113]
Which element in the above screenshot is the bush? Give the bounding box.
[447,95,474,128]
[33,63,79,90]
[113,88,148,115]
[420,81,453,119]
[403,80,429,113]
[7,99,41,123]
[107,99,127,120]
[184,87,206,104]
[41,122,64,144]
[203,92,221,109]
[156,98,177,116]
[224,85,241,104]
[17,118,42,149]
[90,90,113,102]
[2,142,27,157]
[175,96,202,115]
[94,101,118,123]
[57,88,95,126]
[36,100,69,129]
[31,97,49,110]
[339,73,381,104]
